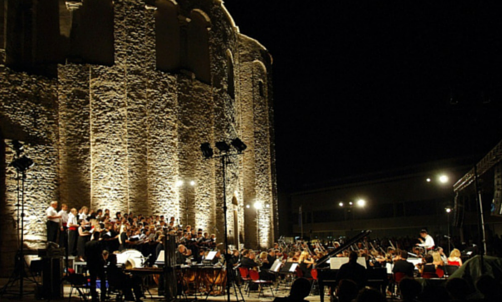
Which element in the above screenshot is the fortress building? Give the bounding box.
[0,0,277,273]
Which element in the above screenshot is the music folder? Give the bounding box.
[270,259,282,273]
[280,262,298,273]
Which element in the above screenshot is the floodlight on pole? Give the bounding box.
[199,138,247,302]
[215,141,230,153]
[357,199,366,207]
[231,138,247,153]
[200,143,213,159]
[439,175,449,184]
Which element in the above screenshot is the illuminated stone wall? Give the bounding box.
[0,0,277,275]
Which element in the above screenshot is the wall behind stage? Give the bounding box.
[0,0,277,276]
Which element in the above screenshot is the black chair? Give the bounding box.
[444,265,459,277]
[66,272,91,301]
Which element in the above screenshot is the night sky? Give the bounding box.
[223,1,502,191]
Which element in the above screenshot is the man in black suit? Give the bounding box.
[336,251,367,289]
[85,232,105,302]
[392,250,415,277]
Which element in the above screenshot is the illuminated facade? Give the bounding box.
[0,0,277,273]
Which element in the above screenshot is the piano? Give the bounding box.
[315,230,372,302]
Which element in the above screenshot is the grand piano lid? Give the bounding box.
[316,230,372,267]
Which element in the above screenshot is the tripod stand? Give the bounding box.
[0,162,39,299]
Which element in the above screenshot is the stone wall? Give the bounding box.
[0,59,59,271]
[0,0,277,275]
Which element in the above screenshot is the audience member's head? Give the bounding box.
[348,251,358,263]
[355,287,386,302]
[446,278,471,301]
[399,277,422,301]
[476,275,500,300]
[289,277,311,300]
[420,282,450,302]
[335,279,358,302]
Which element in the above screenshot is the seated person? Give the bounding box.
[336,251,367,289]
[106,252,144,302]
[447,248,463,266]
[419,254,437,276]
[393,250,415,277]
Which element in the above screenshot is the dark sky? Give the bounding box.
[223,1,502,191]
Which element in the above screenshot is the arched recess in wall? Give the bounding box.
[253,60,268,98]
[187,9,211,84]
[76,0,114,65]
[226,50,235,99]
[4,0,61,70]
[155,0,181,72]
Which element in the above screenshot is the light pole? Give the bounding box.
[445,207,452,255]
[200,138,247,302]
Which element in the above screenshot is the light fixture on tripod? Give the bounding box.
[1,140,37,299]
[200,138,247,302]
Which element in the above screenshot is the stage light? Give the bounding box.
[339,202,344,207]
[357,199,366,207]
[231,138,247,153]
[190,180,196,186]
[349,201,353,206]
[439,175,449,183]
[200,143,214,159]
[176,180,184,187]
[246,204,250,209]
[215,141,230,153]
[10,156,34,172]
[445,207,452,213]
[426,178,431,182]
[254,201,263,210]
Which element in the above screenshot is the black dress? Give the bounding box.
[119,232,128,251]
[77,227,90,259]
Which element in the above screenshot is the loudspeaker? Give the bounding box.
[41,257,63,299]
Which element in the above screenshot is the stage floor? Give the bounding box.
[0,277,326,302]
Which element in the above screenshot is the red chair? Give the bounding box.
[392,272,407,298]
[310,268,319,295]
[248,269,274,297]
[422,272,438,279]
[436,267,445,278]
[238,267,251,290]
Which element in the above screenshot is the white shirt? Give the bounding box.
[59,210,69,226]
[68,212,78,227]
[418,234,435,250]
[46,206,60,223]
[79,213,88,222]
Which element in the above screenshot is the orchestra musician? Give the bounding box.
[106,251,144,302]
[447,248,463,266]
[298,251,315,278]
[392,250,414,277]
